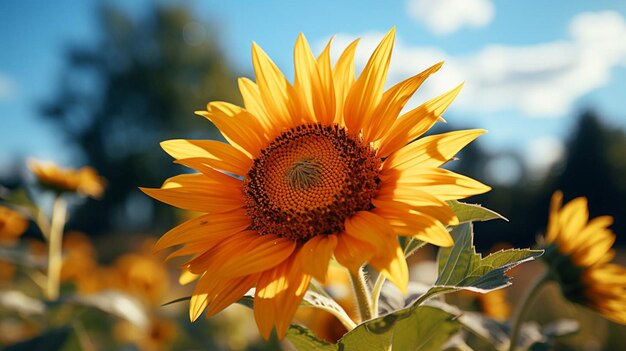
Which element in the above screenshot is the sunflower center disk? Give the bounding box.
[243,124,381,242]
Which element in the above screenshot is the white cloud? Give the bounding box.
[406,0,495,35]
[526,136,566,178]
[329,11,626,118]
[0,74,15,100]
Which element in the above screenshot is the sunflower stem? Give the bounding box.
[46,196,67,301]
[508,270,550,351]
[349,267,373,322]
[370,273,386,318]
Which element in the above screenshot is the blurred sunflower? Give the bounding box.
[114,314,177,351]
[28,159,106,198]
[0,205,28,243]
[541,191,626,324]
[143,28,490,338]
[60,231,98,283]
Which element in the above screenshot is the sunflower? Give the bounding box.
[0,205,28,242]
[28,159,106,198]
[541,191,626,324]
[143,28,490,338]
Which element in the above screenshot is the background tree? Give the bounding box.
[42,4,240,234]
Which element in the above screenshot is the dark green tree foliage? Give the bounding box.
[552,111,626,244]
[42,4,240,234]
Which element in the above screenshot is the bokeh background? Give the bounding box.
[1,0,626,350]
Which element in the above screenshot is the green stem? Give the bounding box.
[46,196,67,301]
[349,267,373,322]
[508,271,550,351]
[370,273,386,318]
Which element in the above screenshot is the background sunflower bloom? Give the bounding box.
[28,159,106,198]
[542,191,626,325]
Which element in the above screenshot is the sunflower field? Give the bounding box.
[1,2,626,351]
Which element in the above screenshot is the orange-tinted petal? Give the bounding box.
[381,167,491,201]
[237,77,274,134]
[383,129,486,171]
[369,239,408,293]
[377,83,463,158]
[344,211,395,252]
[252,42,300,129]
[153,208,250,252]
[196,102,269,157]
[373,200,454,247]
[140,175,245,213]
[343,28,395,134]
[188,232,295,279]
[160,139,252,176]
[299,234,338,283]
[332,39,359,125]
[334,232,375,273]
[294,33,335,125]
[363,62,443,143]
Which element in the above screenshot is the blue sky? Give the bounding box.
[1,0,626,183]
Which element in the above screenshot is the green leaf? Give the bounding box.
[161,295,191,307]
[5,327,71,351]
[401,236,427,257]
[300,291,353,327]
[286,324,336,351]
[447,200,507,224]
[416,223,542,304]
[390,306,461,351]
[337,306,460,351]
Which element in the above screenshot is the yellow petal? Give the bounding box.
[334,232,375,272]
[545,191,563,244]
[377,83,463,158]
[316,36,337,125]
[153,208,250,252]
[252,42,300,128]
[189,273,211,322]
[372,201,454,247]
[254,253,307,340]
[343,28,395,134]
[381,167,491,200]
[179,269,200,285]
[294,33,335,125]
[205,274,258,318]
[344,211,394,254]
[299,234,338,283]
[332,39,359,126]
[383,129,486,171]
[188,232,296,279]
[238,77,275,134]
[363,62,443,143]
[374,186,459,226]
[140,176,245,213]
[196,102,269,157]
[160,139,252,176]
[369,240,409,294]
[173,158,242,187]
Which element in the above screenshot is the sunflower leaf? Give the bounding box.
[286,324,336,351]
[448,200,507,224]
[301,291,353,326]
[416,223,542,304]
[401,236,427,257]
[337,305,460,351]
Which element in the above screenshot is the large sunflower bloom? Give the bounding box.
[542,191,626,324]
[143,28,490,339]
